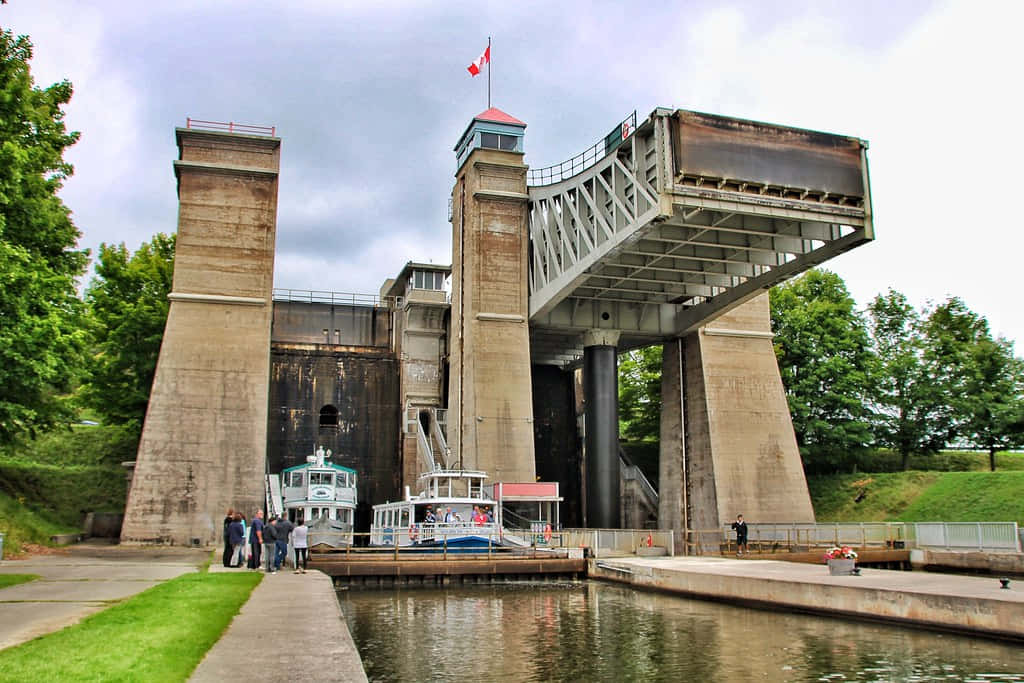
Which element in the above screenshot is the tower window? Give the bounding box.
[413,270,445,290]
[480,132,518,151]
[319,405,339,428]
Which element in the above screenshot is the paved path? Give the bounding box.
[192,564,367,682]
[0,544,205,651]
[591,556,1024,640]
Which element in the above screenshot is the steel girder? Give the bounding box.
[527,109,873,367]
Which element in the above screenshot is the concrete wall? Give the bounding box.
[661,294,814,548]
[122,129,280,546]
[448,149,536,482]
[272,301,391,347]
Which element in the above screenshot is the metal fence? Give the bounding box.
[689,521,1021,555]
[185,118,276,136]
[271,288,397,307]
[911,522,1021,552]
[557,528,674,556]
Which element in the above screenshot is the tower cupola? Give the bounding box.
[453,107,526,172]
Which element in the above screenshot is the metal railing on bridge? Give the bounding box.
[272,288,397,308]
[526,111,637,186]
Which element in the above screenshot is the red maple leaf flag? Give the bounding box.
[467,45,490,76]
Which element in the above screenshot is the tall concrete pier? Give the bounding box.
[121,125,280,546]
[659,294,815,549]
[448,109,536,482]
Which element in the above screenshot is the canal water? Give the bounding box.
[338,580,1024,682]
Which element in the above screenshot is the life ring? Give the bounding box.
[409,524,418,542]
[543,524,552,543]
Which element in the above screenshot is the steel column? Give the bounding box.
[584,335,620,528]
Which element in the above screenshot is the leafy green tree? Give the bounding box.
[82,234,175,430]
[0,30,88,444]
[769,269,874,470]
[618,345,662,442]
[866,290,950,470]
[959,333,1024,471]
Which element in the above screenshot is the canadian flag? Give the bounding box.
[467,45,490,76]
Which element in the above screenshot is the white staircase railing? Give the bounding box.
[265,474,283,519]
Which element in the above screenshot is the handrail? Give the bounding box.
[527,110,637,187]
[272,288,397,307]
[186,118,276,137]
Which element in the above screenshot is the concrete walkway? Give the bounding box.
[590,556,1024,641]
[0,543,205,651]
[192,564,367,682]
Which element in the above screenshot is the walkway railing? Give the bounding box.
[557,528,674,556]
[687,521,1022,555]
[186,118,276,136]
[526,110,637,186]
[271,288,397,307]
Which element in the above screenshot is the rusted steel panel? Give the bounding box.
[672,110,866,197]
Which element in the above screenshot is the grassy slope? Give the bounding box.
[0,489,80,556]
[808,471,1024,522]
[0,425,134,555]
[0,572,261,681]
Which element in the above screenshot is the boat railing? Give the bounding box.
[309,530,577,561]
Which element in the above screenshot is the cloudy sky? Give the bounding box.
[4,1,1023,344]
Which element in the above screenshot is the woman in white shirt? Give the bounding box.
[292,519,309,574]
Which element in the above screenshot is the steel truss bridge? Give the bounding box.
[526,107,873,366]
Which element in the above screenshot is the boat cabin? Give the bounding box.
[281,446,358,526]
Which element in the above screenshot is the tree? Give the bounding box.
[769,270,874,470]
[866,290,950,470]
[0,30,88,444]
[618,345,662,442]
[82,234,175,430]
[959,333,1024,471]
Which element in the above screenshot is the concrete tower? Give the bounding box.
[448,108,536,483]
[121,124,281,546]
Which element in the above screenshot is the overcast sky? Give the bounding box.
[4,1,1023,345]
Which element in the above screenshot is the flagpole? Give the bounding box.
[487,36,491,109]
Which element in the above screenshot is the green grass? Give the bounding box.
[0,571,261,682]
[808,472,941,522]
[808,471,1024,523]
[0,489,80,556]
[0,574,39,590]
[896,472,1024,522]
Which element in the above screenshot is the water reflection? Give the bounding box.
[338,581,1024,682]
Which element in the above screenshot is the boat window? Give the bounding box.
[400,509,409,527]
[288,472,304,488]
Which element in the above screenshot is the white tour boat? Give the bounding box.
[279,446,357,548]
[370,468,562,550]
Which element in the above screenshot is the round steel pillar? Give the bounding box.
[583,330,620,529]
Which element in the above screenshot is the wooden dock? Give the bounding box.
[311,549,586,586]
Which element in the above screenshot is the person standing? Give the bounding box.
[262,516,279,573]
[222,508,234,567]
[228,513,245,567]
[275,515,294,571]
[731,514,749,556]
[249,510,264,570]
[292,518,309,574]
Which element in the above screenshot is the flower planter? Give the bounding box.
[827,558,856,576]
